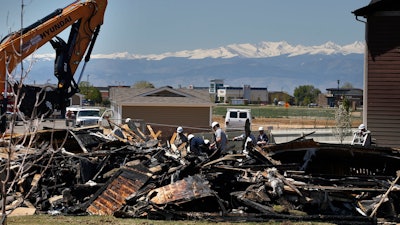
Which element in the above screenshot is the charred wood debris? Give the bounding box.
[3,120,400,224]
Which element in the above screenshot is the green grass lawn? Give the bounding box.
[213,105,356,119]
[7,215,335,225]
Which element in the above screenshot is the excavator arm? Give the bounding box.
[0,0,107,131]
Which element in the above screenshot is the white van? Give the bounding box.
[66,107,100,127]
[224,108,252,131]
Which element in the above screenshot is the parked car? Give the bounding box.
[82,99,94,106]
[278,101,286,106]
[224,108,253,131]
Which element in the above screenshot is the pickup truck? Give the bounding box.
[66,107,100,127]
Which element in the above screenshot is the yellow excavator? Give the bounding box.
[0,0,107,131]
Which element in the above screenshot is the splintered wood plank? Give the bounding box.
[146,125,160,139]
[8,207,36,217]
[120,124,142,141]
[170,132,177,145]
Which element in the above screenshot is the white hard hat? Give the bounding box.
[125,118,131,123]
[358,124,365,130]
[204,139,210,145]
[258,126,264,131]
[177,126,183,133]
[188,134,194,140]
[211,121,219,128]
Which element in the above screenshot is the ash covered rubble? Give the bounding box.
[3,121,400,224]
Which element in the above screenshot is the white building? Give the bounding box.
[217,85,268,104]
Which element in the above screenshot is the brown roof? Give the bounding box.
[110,86,213,107]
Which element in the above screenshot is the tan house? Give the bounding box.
[353,0,400,147]
[109,86,214,130]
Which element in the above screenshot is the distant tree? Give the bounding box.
[102,99,110,107]
[341,82,354,89]
[332,101,352,144]
[79,81,102,103]
[293,85,321,106]
[132,81,155,88]
[88,87,102,104]
[342,96,350,112]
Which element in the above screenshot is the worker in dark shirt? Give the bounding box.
[188,134,208,156]
[257,126,269,147]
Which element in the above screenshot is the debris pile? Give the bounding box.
[3,120,400,224]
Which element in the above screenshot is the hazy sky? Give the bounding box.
[0,0,370,55]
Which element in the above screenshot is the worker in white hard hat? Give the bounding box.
[174,126,188,146]
[211,122,219,129]
[351,123,371,147]
[210,121,227,154]
[187,134,208,156]
[256,126,269,147]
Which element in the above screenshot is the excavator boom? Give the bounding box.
[0,0,107,84]
[0,0,107,131]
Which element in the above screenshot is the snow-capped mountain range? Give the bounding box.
[88,41,364,60]
[37,41,365,60]
[27,41,365,94]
